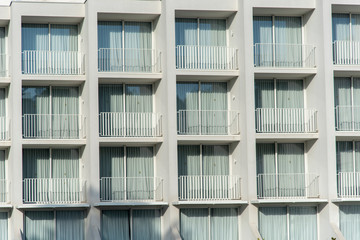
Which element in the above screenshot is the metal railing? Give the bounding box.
[257,173,319,199]
[255,108,318,133]
[0,117,10,141]
[177,110,240,135]
[23,178,86,204]
[175,45,238,70]
[254,43,316,68]
[0,180,8,203]
[337,172,360,198]
[100,177,163,202]
[22,114,85,139]
[178,175,241,201]
[98,48,161,73]
[99,112,162,137]
[335,106,360,131]
[22,50,84,75]
[333,40,360,65]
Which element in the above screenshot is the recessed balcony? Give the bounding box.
[99,177,163,202]
[337,172,360,198]
[257,173,319,199]
[178,175,241,201]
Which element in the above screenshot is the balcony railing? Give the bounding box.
[22,114,85,139]
[253,43,316,68]
[333,40,360,65]
[0,180,9,203]
[100,177,163,202]
[178,175,241,201]
[257,173,319,199]
[99,112,162,137]
[177,110,240,135]
[335,106,360,131]
[175,45,238,70]
[22,50,84,75]
[255,108,318,133]
[0,117,10,141]
[98,48,161,73]
[23,178,86,204]
[337,172,360,198]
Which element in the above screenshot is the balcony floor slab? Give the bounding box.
[254,68,317,79]
[176,70,239,81]
[256,133,319,142]
[335,131,360,141]
[17,203,90,210]
[94,202,168,209]
[334,66,360,77]
[178,135,240,144]
[332,198,360,203]
[22,75,86,84]
[22,139,87,147]
[99,137,163,146]
[172,200,248,207]
[98,72,162,82]
[0,204,12,209]
[251,199,328,205]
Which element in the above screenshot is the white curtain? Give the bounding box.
[256,144,276,198]
[25,211,54,240]
[98,84,124,137]
[180,208,208,240]
[52,87,79,139]
[0,212,6,240]
[124,22,152,72]
[277,80,303,108]
[340,205,360,239]
[125,85,152,136]
[56,211,84,240]
[50,24,78,74]
[126,147,154,200]
[175,18,198,69]
[202,145,229,175]
[259,207,287,240]
[22,87,50,138]
[253,16,273,66]
[0,28,5,77]
[275,17,302,67]
[200,82,227,134]
[52,149,79,178]
[21,24,49,74]
[102,210,130,240]
[100,147,125,201]
[334,78,352,130]
[132,210,161,240]
[210,208,238,240]
[289,207,317,240]
[176,82,199,134]
[178,145,201,176]
[98,21,123,72]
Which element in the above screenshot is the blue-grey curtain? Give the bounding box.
[334,77,352,130]
[102,210,130,240]
[25,211,54,240]
[176,82,199,134]
[23,149,50,179]
[0,212,7,240]
[333,14,350,41]
[259,207,287,240]
[289,207,317,240]
[52,149,79,179]
[0,28,5,77]
[56,211,84,240]
[253,16,273,66]
[210,208,238,240]
[180,208,208,240]
[256,144,276,198]
[178,145,201,176]
[340,205,360,239]
[98,21,123,72]
[100,147,125,201]
[132,210,161,240]
[52,87,79,139]
[175,18,198,69]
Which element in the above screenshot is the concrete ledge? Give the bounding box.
[22,139,87,147]
[17,203,90,210]
[251,198,328,205]
[176,70,239,81]
[98,72,162,83]
[172,200,248,207]
[256,133,319,142]
[99,137,163,146]
[254,68,317,79]
[0,204,12,209]
[335,131,360,141]
[177,135,240,144]
[94,202,168,208]
[332,198,360,203]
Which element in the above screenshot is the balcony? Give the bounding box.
[0,180,9,203]
[0,117,10,141]
[178,175,241,201]
[99,112,162,137]
[255,108,318,133]
[23,178,86,204]
[253,43,316,68]
[335,106,360,131]
[98,48,161,73]
[22,114,85,139]
[21,50,84,75]
[175,45,238,70]
[177,110,240,135]
[333,40,360,65]
[257,173,319,199]
[337,172,360,198]
[100,177,163,202]
[0,54,7,77]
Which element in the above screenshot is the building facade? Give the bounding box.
[0,0,357,239]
